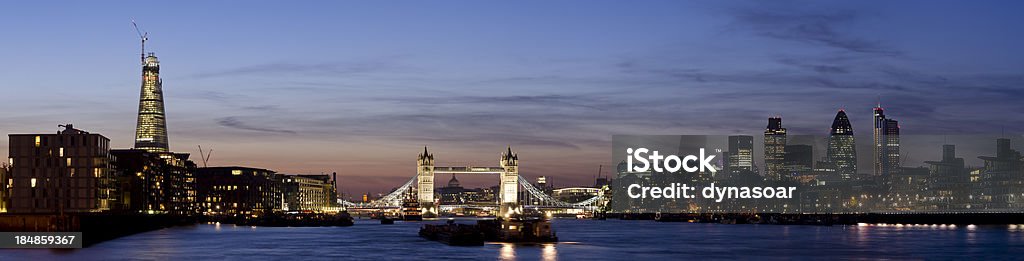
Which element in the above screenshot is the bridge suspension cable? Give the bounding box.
[338,177,416,208]
[517,175,605,209]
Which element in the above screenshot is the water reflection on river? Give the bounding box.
[2,219,1023,260]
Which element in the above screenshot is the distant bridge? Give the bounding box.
[338,147,607,216]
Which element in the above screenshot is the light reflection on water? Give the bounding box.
[499,243,516,260]
[541,243,557,261]
[1,219,1023,260]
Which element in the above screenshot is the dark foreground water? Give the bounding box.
[2,219,1024,260]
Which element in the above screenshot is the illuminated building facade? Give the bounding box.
[764,117,787,180]
[889,167,929,210]
[437,175,464,204]
[468,186,498,203]
[0,164,8,213]
[552,187,600,203]
[134,53,170,153]
[499,146,520,216]
[111,149,196,215]
[416,147,436,215]
[827,110,857,180]
[7,125,117,213]
[280,174,335,212]
[727,135,753,175]
[437,176,499,206]
[196,167,282,215]
[873,104,900,177]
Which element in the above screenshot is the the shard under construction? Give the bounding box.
[134,52,169,152]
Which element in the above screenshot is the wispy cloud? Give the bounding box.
[730,8,900,56]
[776,58,850,74]
[216,116,297,134]
[381,94,624,111]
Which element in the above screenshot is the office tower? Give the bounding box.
[7,125,116,213]
[873,104,900,176]
[764,117,787,180]
[134,53,170,153]
[679,135,713,181]
[678,135,709,156]
[721,150,732,174]
[728,135,754,175]
[783,144,813,177]
[827,110,857,180]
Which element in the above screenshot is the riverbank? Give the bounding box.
[204,212,354,227]
[0,213,195,247]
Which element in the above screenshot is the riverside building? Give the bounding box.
[7,125,117,213]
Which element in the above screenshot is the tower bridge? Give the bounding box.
[340,147,607,217]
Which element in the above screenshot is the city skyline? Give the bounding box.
[2,1,1024,193]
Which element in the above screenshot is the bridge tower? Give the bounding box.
[499,146,520,217]
[417,147,437,217]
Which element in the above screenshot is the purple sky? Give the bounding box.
[1,1,1023,195]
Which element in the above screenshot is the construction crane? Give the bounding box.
[198,145,212,168]
[131,18,148,64]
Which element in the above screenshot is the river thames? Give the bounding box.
[2,219,1023,260]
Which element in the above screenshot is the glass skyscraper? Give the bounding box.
[764,117,787,180]
[728,135,754,175]
[827,110,857,180]
[134,53,170,152]
[873,104,900,176]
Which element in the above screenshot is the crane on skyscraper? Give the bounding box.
[131,18,148,64]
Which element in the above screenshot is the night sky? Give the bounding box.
[1,1,1022,194]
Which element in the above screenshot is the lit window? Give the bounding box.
[59,148,64,157]
[232,170,242,175]
[30,178,37,188]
